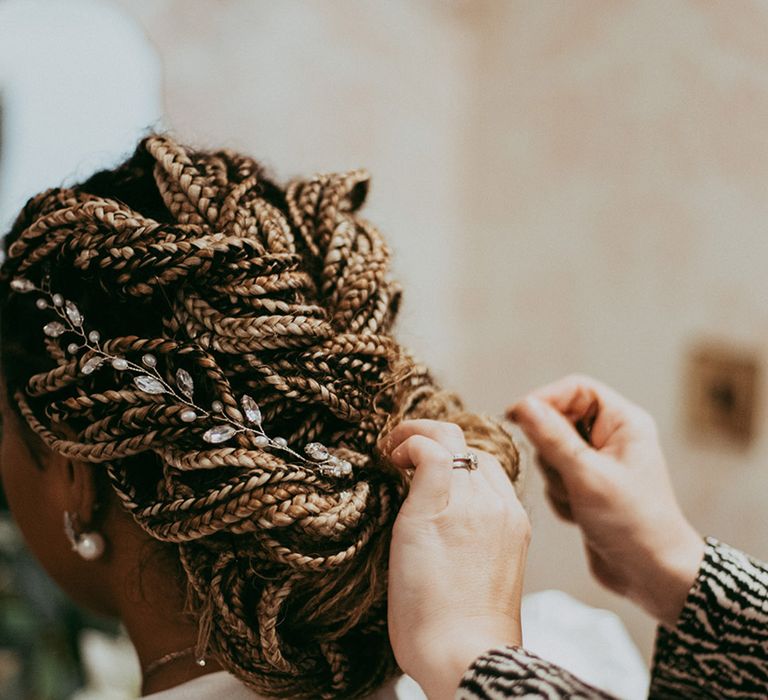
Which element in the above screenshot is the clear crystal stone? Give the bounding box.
[88,330,100,343]
[211,400,223,413]
[180,409,197,423]
[43,321,65,338]
[134,375,167,394]
[273,437,288,447]
[175,368,194,399]
[254,435,269,447]
[142,353,157,368]
[36,298,48,310]
[111,357,129,370]
[52,294,64,307]
[240,395,262,424]
[203,424,237,444]
[81,356,104,375]
[65,301,82,326]
[10,278,34,293]
[67,343,80,354]
[339,460,353,475]
[304,442,330,461]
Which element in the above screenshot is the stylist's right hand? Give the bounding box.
[386,420,530,700]
[509,375,705,628]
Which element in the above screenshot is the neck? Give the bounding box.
[110,537,221,695]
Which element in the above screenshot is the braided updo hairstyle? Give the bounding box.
[0,135,519,699]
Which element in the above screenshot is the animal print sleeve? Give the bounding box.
[649,537,768,699]
[455,646,616,699]
[456,538,768,699]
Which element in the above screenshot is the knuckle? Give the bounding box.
[438,422,465,444]
[570,440,590,463]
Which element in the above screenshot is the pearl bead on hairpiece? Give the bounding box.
[10,276,353,479]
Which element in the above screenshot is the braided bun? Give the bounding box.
[0,135,518,699]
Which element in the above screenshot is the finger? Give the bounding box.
[512,396,597,488]
[385,420,477,496]
[528,375,632,414]
[389,434,453,514]
[385,419,468,455]
[507,375,639,450]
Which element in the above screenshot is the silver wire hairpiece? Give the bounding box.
[10,277,353,479]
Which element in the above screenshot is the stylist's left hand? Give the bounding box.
[386,420,530,700]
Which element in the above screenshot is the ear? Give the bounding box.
[58,454,99,527]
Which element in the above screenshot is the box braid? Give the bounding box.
[0,135,519,699]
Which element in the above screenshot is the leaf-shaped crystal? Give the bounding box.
[175,368,194,399]
[43,321,66,338]
[240,395,262,424]
[304,442,330,461]
[10,278,34,293]
[81,356,104,375]
[65,301,83,326]
[203,424,238,444]
[134,375,167,395]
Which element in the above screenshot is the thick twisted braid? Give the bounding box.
[0,135,519,699]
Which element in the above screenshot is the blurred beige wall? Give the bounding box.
[114,0,476,379]
[461,0,768,659]
[115,0,768,660]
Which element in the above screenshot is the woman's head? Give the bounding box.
[0,135,518,698]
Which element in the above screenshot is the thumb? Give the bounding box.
[513,396,597,488]
[390,435,453,515]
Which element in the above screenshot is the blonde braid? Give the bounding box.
[0,135,519,699]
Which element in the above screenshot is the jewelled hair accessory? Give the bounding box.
[10,277,353,478]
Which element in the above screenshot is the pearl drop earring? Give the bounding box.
[63,511,105,561]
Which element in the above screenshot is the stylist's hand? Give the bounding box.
[509,375,705,628]
[386,420,530,700]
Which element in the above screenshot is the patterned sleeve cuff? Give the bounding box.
[455,645,616,699]
[650,537,768,699]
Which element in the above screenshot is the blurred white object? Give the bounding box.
[0,0,162,233]
[71,629,141,700]
[522,590,650,699]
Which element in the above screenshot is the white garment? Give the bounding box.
[140,589,651,700]
[143,671,425,700]
[521,590,649,699]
